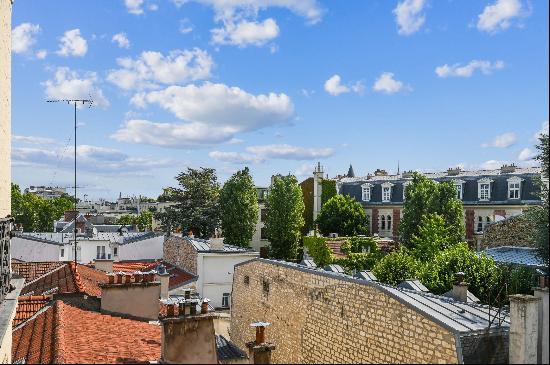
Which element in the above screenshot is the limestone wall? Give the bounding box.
[0,0,12,219]
[230,260,459,364]
[163,236,198,275]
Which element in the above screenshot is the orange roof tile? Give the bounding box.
[12,301,161,364]
[13,296,52,327]
[11,262,66,282]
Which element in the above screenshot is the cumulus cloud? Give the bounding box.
[12,135,58,145]
[42,67,109,107]
[372,72,409,94]
[35,49,48,59]
[209,144,333,164]
[435,60,504,78]
[324,75,363,96]
[125,0,145,14]
[113,82,294,148]
[107,48,213,91]
[208,151,264,164]
[112,32,130,48]
[12,144,172,174]
[534,120,549,140]
[481,132,517,148]
[518,148,536,161]
[393,0,427,36]
[12,23,41,54]
[57,29,88,57]
[212,18,279,47]
[477,0,528,33]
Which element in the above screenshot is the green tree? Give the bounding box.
[220,167,259,247]
[399,173,464,247]
[303,236,334,267]
[372,249,421,285]
[117,214,136,226]
[136,211,153,231]
[265,175,305,261]
[410,213,455,260]
[158,168,220,238]
[315,195,368,236]
[321,179,337,205]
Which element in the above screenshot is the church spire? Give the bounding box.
[347,164,355,178]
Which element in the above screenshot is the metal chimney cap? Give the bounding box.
[250,321,271,327]
[202,298,211,304]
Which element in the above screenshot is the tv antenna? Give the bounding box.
[46,98,94,265]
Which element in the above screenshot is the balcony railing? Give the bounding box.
[0,217,13,303]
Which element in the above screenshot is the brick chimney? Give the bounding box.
[159,296,219,364]
[500,163,517,174]
[94,259,114,273]
[447,167,461,176]
[246,322,276,364]
[450,272,468,303]
[100,271,161,320]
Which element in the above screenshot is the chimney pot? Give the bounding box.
[201,298,210,314]
[116,273,124,284]
[108,274,115,284]
[166,303,176,317]
[124,274,132,284]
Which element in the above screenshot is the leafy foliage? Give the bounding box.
[117,211,153,231]
[220,167,259,247]
[303,236,334,267]
[11,184,74,232]
[410,213,455,260]
[300,178,314,235]
[321,179,337,205]
[400,173,464,247]
[335,252,381,273]
[372,249,421,285]
[315,195,368,236]
[157,168,220,238]
[340,236,379,255]
[266,175,305,261]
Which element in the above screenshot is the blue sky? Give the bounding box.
[11,0,549,200]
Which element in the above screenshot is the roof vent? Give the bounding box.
[500,164,517,174]
[374,169,388,176]
[447,167,462,176]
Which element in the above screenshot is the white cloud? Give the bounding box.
[480,159,507,170]
[179,18,194,34]
[245,144,334,160]
[228,138,244,144]
[112,32,131,49]
[435,60,504,78]
[372,72,408,94]
[294,163,314,177]
[477,0,527,33]
[107,48,213,91]
[324,75,349,96]
[12,23,41,54]
[212,18,279,47]
[534,120,549,140]
[35,49,48,59]
[393,0,427,36]
[42,67,109,108]
[12,135,57,145]
[125,0,145,14]
[208,151,264,164]
[57,29,88,57]
[518,148,536,161]
[113,82,294,148]
[12,144,172,174]
[481,132,517,148]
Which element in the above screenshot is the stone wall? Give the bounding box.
[163,236,198,275]
[481,215,535,250]
[230,260,459,364]
[0,0,12,218]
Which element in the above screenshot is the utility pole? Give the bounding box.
[47,99,93,265]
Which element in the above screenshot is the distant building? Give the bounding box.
[250,187,269,253]
[24,186,67,200]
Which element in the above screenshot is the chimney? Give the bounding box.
[94,259,114,273]
[447,167,461,176]
[534,275,549,364]
[509,294,540,364]
[500,163,517,174]
[374,169,388,177]
[159,296,218,364]
[210,237,225,251]
[246,322,276,364]
[451,272,468,303]
[155,264,171,299]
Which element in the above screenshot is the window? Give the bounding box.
[260,209,267,222]
[222,293,230,308]
[478,178,493,201]
[380,215,386,230]
[361,183,372,202]
[507,177,523,200]
[453,180,465,200]
[477,216,492,233]
[382,187,391,202]
[60,248,65,257]
[387,215,392,231]
[113,247,118,256]
[260,227,268,240]
[96,246,106,260]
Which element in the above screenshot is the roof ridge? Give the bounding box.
[52,301,66,364]
[69,263,86,294]
[23,264,69,288]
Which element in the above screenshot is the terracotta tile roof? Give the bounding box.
[13,296,52,327]
[11,261,66,283]
[20,263,108,298]
[12,301,161,364]
[326,240,346,258]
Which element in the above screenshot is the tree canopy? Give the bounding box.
[220,167,259,247]
[117,211,153,231]
[265,175,305,261]
[315,194,368,236]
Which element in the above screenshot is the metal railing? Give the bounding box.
[0,217,13,303]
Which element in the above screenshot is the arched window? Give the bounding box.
[381,215,386,230]
[387,215,392,231]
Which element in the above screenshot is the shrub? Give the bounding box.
[335,252,381,274]
[303,236,334,267]
[372,249,421,285]
[316,195,368,237]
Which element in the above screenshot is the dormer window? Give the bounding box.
[453,179,465,200]
[381,182,394,203]
[361,183,373,202]
[478,178,493,201]
[507,176,524,200]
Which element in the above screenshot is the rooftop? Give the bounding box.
[11,261,65,282]
[215,335,247,361]
[481,246,547,268]
[13,296,51,327]
[184,236,257,254]
[13,231,160,246]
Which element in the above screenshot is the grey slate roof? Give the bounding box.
[300,259,317,268]
[324,264,345,273]
[481,246,547,268]
[443,289,481,304]
[354,271,377,281]
[236,258,510,335]
[184,236,257,254]
[14,231,161,246]
[339,166,542,206]
[215,335,247,361]
[397,279,430,292]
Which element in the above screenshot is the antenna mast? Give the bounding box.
[46,99,93,265]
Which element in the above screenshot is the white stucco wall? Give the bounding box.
[196,253,258,308]
[0,0,11,219]
[10,237,60,262]
[118,235,164,261]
